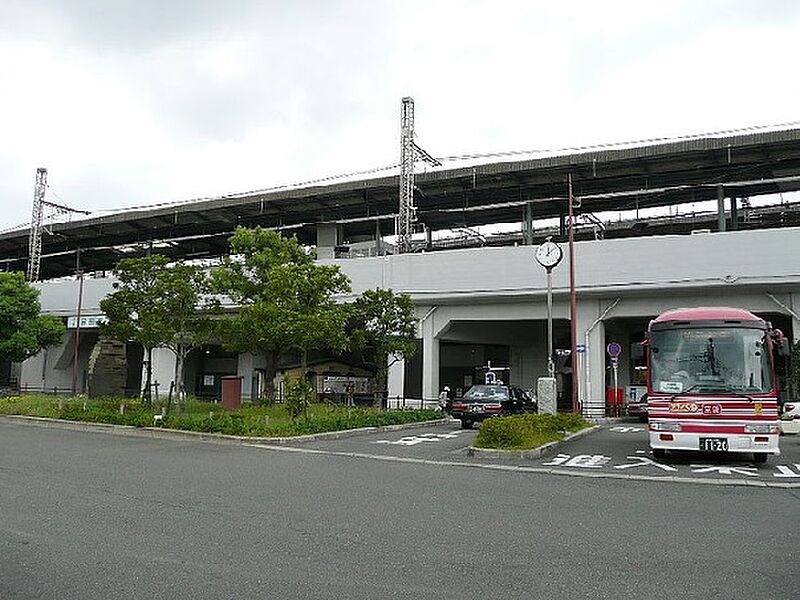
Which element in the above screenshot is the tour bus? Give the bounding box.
[637,307,789,463]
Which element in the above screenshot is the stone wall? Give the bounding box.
[87,337,128,398]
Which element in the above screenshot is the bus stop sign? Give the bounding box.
[485,371,497,384]
[607,342,622,358]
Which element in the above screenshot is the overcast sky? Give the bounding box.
[1,0,799,232]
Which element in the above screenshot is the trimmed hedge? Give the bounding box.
[474,412,589,450]
[0,394,443,437]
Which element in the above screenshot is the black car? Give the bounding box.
[450,384,537,429]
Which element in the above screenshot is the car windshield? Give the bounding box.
[650,327,773,395]
[461,385,510,403]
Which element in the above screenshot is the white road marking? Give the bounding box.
[373,432,461,446]
[613,456,678,472]
[609,426,645,433]
[773,464,800,478]
[690,465,759,477]
[542,453,611,468]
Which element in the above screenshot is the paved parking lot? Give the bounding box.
[255,418,800,487]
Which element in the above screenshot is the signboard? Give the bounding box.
[576,344,587,353]
[67,315,106,329]
[606,342,622,357]
[484,371,497,385]
[203,375,215,387]
[610,356,619,367]
[322,376,370,395]
[626,386,647,402]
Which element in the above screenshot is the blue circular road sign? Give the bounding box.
[606,342,622,357]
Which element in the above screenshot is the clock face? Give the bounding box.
[535,241,562,268]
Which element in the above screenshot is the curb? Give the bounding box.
[0,414,451,445]
[466,425,601,459]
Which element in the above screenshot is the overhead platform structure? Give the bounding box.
[3,126,800,279]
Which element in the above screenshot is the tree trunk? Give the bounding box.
[374,352,388,408]
[174,346,186,402]
[143,346,153,408]
[259,351,278,403]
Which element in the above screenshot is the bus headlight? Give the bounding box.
[744,424,778,434]
[651,422,681,432]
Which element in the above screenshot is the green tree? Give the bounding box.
[350,288,417,407]
[0,272,65,363]
[100,255,216,404]
[212,226,351,403]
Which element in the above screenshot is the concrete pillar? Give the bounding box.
[523,203,534,245]
[149,347,176,399]
[316,223,341,260]
[717,186,726,232]
[421,321,441,402]
[791,292,800,343]
[729,196,738,230]
[576,300,610,419]
[387,354,405,407]
[238,353,255,401]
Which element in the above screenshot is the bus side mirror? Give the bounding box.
[631,342,645,362]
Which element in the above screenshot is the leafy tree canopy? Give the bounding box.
[0,272,65,362]
[350,288,417,363]
[100,255,217,399]
[350,288,417,403]
[212,227,351,357]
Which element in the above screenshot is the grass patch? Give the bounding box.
[473,412,590,451]
[0,394,443,437]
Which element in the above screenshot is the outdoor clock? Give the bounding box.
[534,240,563,269]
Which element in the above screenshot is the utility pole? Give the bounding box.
[26,168,91,282]
[568,174,579,413]
[397,97,441,254]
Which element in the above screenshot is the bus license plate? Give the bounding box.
[699,438,728,452]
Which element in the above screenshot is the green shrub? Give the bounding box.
[474,412,588,450]
[285,378,314,420]
[0,393,444,437]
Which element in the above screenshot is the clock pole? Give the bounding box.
[546,262,554,378]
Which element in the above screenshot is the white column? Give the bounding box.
[791,292,800,343]
[149,347,176,400]
[421,332,440,403]
[387,354,405,408]
[238,353,255,400]
[576,300,608,419]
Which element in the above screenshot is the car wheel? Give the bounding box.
[652,448,666,459]
[753,453,768,464]
[460,420,471,429]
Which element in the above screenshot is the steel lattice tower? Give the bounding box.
[398,97,416,253]
[27,168,47,282]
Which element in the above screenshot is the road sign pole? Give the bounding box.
[613,363,619,417]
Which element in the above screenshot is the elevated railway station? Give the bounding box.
[2,126,800,278]
[3,125,800,415]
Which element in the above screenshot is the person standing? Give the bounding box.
[438,386,450,413]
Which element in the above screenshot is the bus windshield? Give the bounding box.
[650,327,773,395]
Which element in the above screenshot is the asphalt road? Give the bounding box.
[278,418,800,485]
[1,420,798,600]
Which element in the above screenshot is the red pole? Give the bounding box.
[568,174,579,413]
